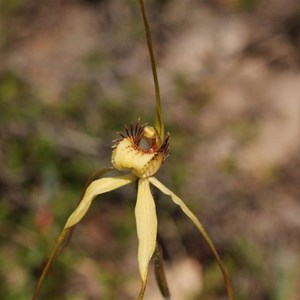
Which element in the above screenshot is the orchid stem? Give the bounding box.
[154,243,170,298]
[138,0,164,139]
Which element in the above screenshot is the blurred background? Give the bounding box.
[1,0,300,299]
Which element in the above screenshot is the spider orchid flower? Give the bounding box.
[33,122,234,300]
[33,0,234,298]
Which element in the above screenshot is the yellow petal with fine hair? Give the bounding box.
[149,177,235,300]
[135,178,157,289]
[65,173,137,228]
[112,137,164,178]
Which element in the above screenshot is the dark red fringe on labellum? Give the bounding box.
[113,122,170,160]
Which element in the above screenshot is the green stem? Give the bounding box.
[154,243,170,298]
[138,0,164,139]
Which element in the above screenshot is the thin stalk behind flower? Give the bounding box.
[154,243,170,298]
[138,0,164,139]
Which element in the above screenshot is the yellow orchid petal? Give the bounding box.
[112,136,163,178]
[135,178,158,292]
[33,171,136,300]
[112,123,169,179]
[65,173,137,228]
[149,177,235,300]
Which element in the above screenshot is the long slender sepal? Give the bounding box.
[138,0,164,139]
[135,178,158,299]
[59,167,115,254]
[65,173,136,228]
[33,172,136,299]
[149,177,235,300]
[32,228,69,300]
[137,279,147,300]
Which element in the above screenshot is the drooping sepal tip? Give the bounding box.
[33,172,137,300]
[149,177,235,300]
